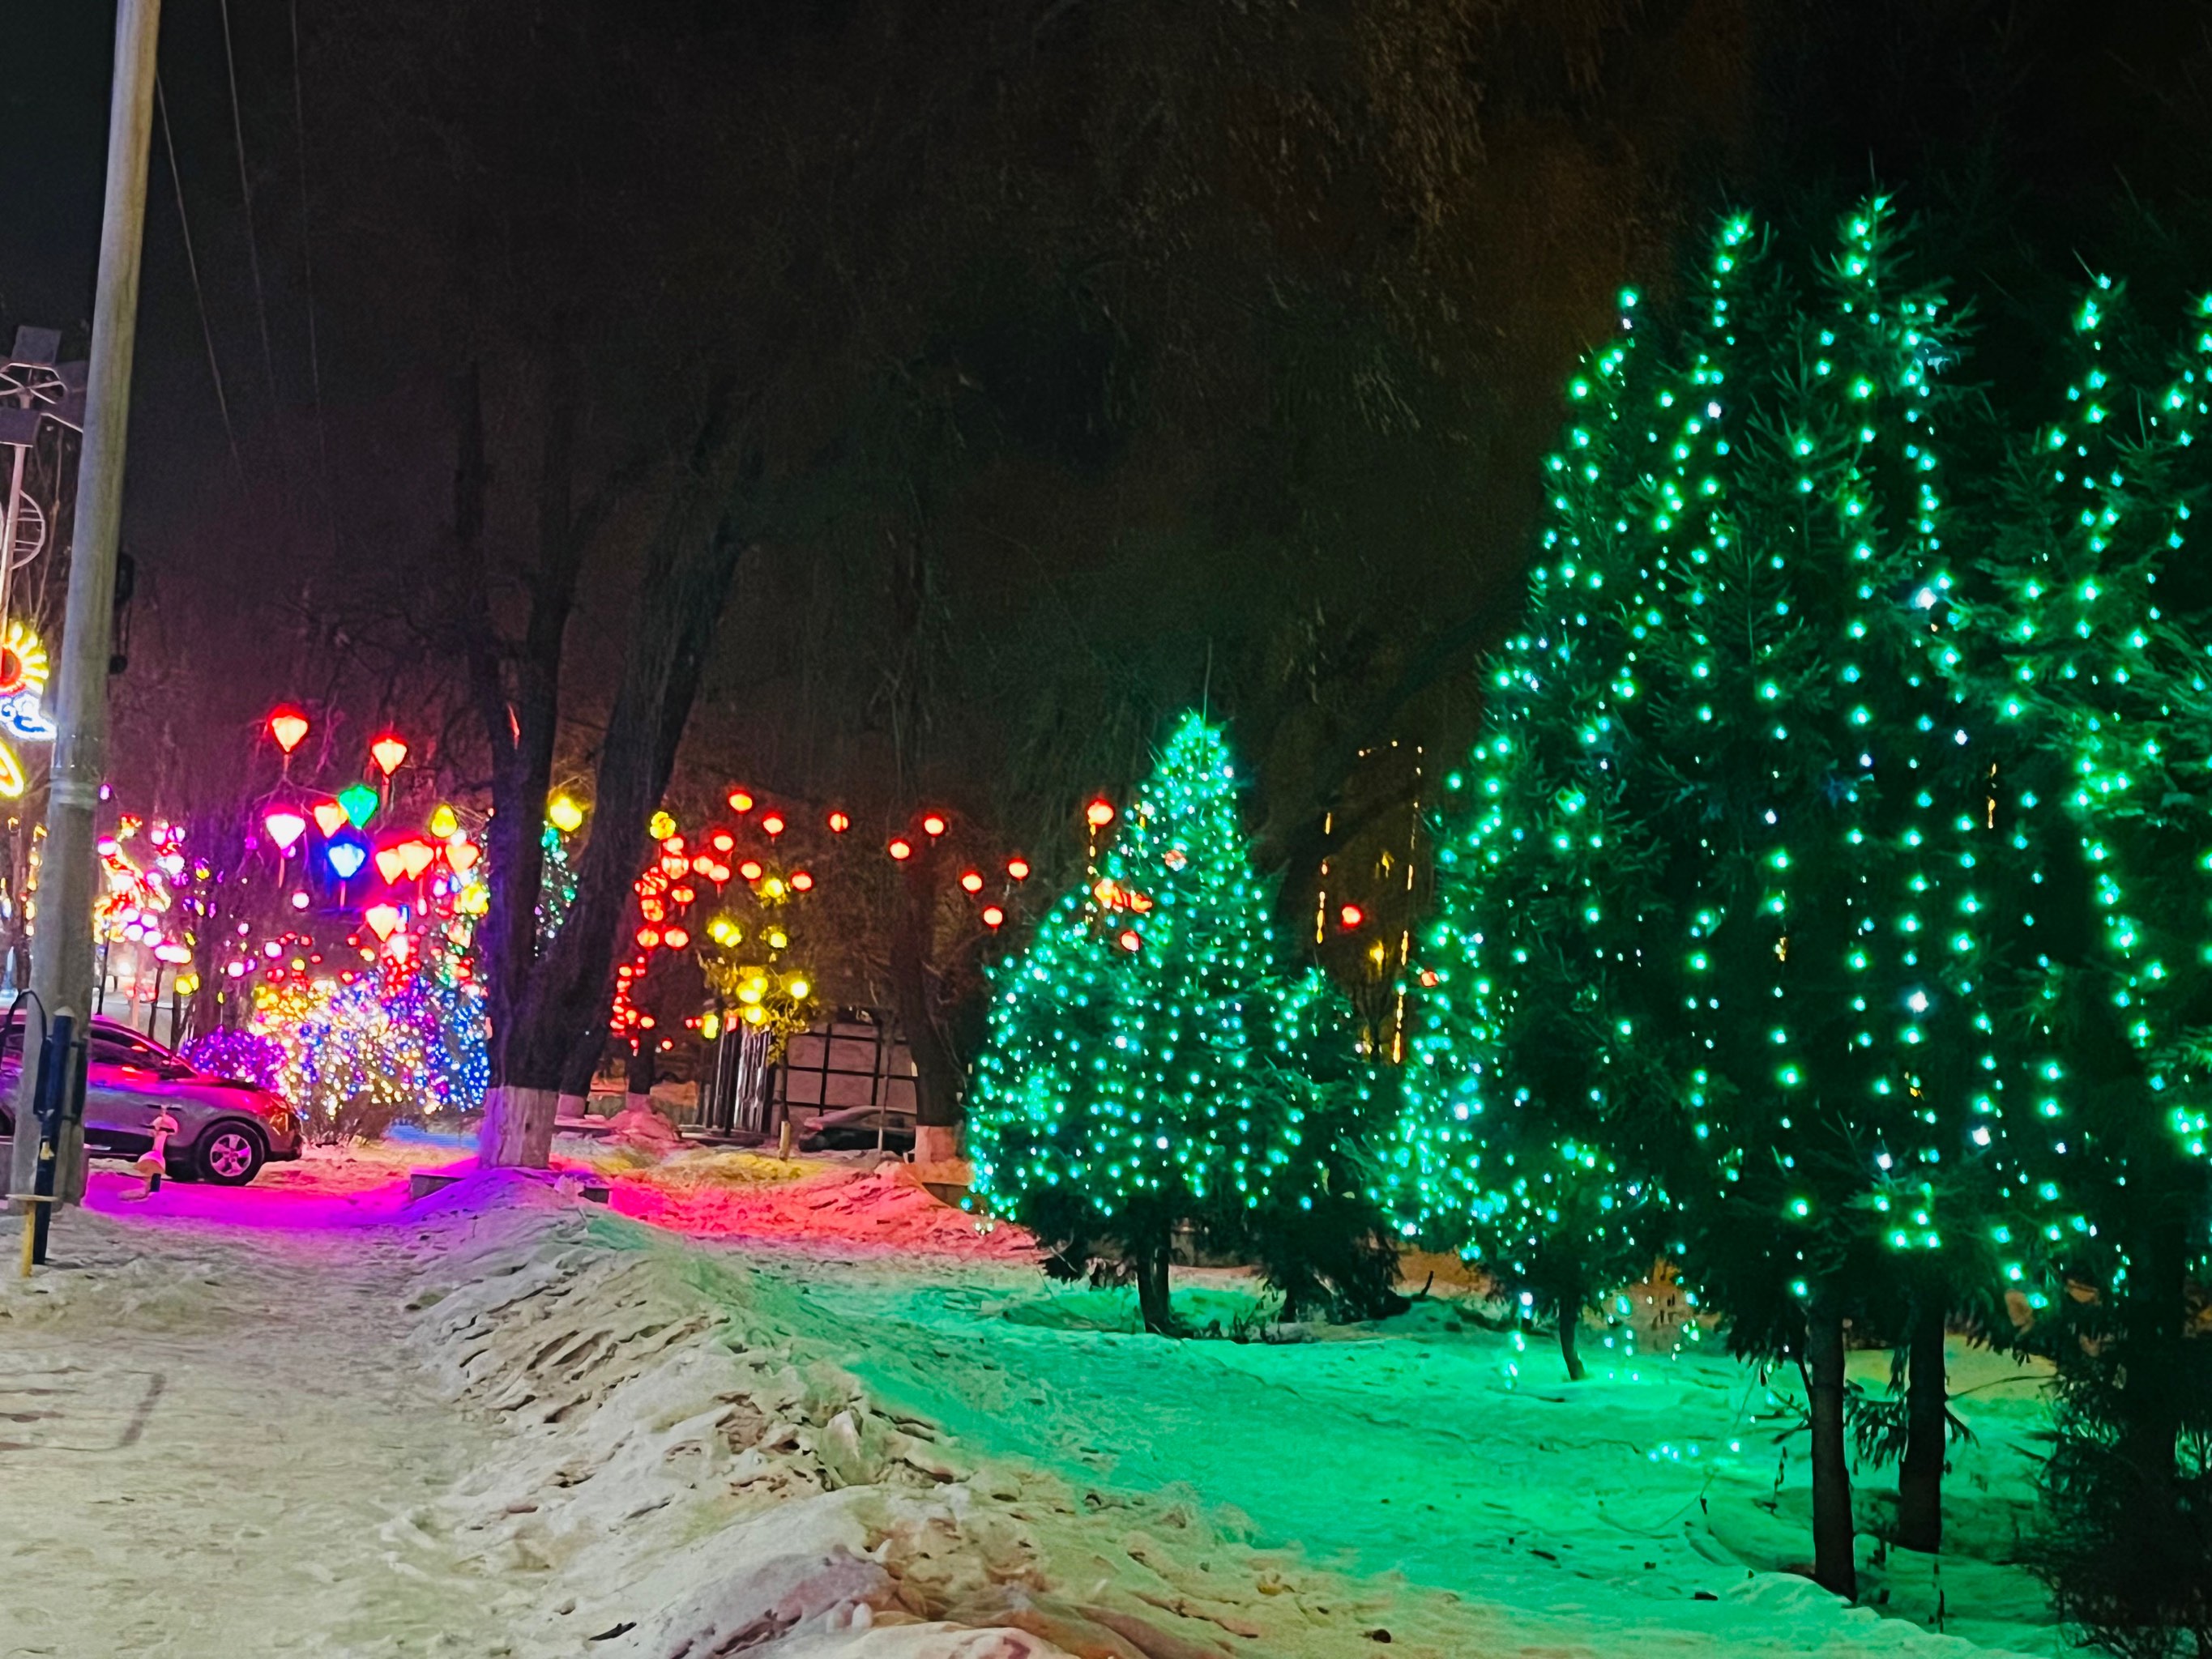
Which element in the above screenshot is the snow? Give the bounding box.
[0,1145,2065,1657]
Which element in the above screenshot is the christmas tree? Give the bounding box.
[1238,970,1402,1324]
[1395,280,1700,1382]
[1652,200,2029,1584]
[1403,201,2035,1590]
[1968,279,2212,1648]
[967,713,1309,1334]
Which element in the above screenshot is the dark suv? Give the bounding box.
[0,1015,303,1184]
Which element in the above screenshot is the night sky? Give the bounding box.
[8,1,2212,831]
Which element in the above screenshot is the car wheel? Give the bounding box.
[198,1123,266,1185]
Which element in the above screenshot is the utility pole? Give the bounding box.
[9,0,163,1227]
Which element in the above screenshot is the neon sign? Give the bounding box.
[0,622,55,795]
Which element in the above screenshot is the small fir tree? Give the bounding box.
[1241,970,1403,1324]
[967,714,1307,1334]
[1396,282,1695,1383]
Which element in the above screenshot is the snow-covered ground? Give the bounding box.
[0,1145,2063,1657]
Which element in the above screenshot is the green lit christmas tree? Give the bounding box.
[1967,279,2212,1645]
[1403,201,2039,1593]
[1640,200,2024,1584]
[967,714,1309,1334]
[1396,281,1698,1383]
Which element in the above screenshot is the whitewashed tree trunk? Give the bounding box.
[479,1084,559,1168]
[913,1124,959,1165]
[557,1091,587,1123]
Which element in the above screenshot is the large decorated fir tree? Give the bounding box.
[1640,199,2023,1583]
[967,714,1311,1333]
[1403,201,2038,1593]
[1967,280,2212,1646]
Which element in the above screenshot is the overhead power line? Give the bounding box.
[216,0,285,430]
[288,0,339,555]
[155,75,246,487]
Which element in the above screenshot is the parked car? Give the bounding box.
[797,1103,915,1154]
[0,1015,302,1185]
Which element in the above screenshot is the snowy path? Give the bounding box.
[0,1194,518,1657]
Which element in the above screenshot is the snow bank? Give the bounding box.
[389,1179,2054,1658]
[390,1183,1478,1656]
[603,1158,1039,1262]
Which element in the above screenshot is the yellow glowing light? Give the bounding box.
[548,795,586,834]
[767,929,788,950]
[429,804,459,839]
[788,977,811,1000]
[648,810,677,841]
[744,1004,766,1025]
[700,1011,721,1040]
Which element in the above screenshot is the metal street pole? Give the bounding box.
[9,0,163,1228]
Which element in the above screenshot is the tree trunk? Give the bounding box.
[1898,1304,1947,1553]
[1806,1289,1857,1599]
[1557,1303,1588,1383]
[889,826,966,1141]
[478,1084,558,1169]
[465,360,578,1085]
[1134,1232,1176,1337]
[486,484,751,1158]
[2118,1208,2188,1502]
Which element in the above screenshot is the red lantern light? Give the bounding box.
[373,846,408,884]
[708,862,732,883]
[728,789,755,813]
[637,926,662,949]
[663,926,690,950]
[789,870,814,892]
[662,834,685,855]
[363,904,403,943]
[268,707,311,755]
[1006,856,1031,881]
[311,800,348,838]
[671,885,695,905]
[1117,928,1141,952]
[981,904,1006,928]
[445,839,480,873]
[369,733,409,777]
[738,859,764,881]
[710,830,735,853]
[827,810,851,834]
[1086,799,1116,829]
[1339,902,1365,931]
[888,837,913,861]
[959,870,984,894]
[921,812,948,838]
[692,854,715,875]
[394,838,437,880]
[761,812,786,837]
